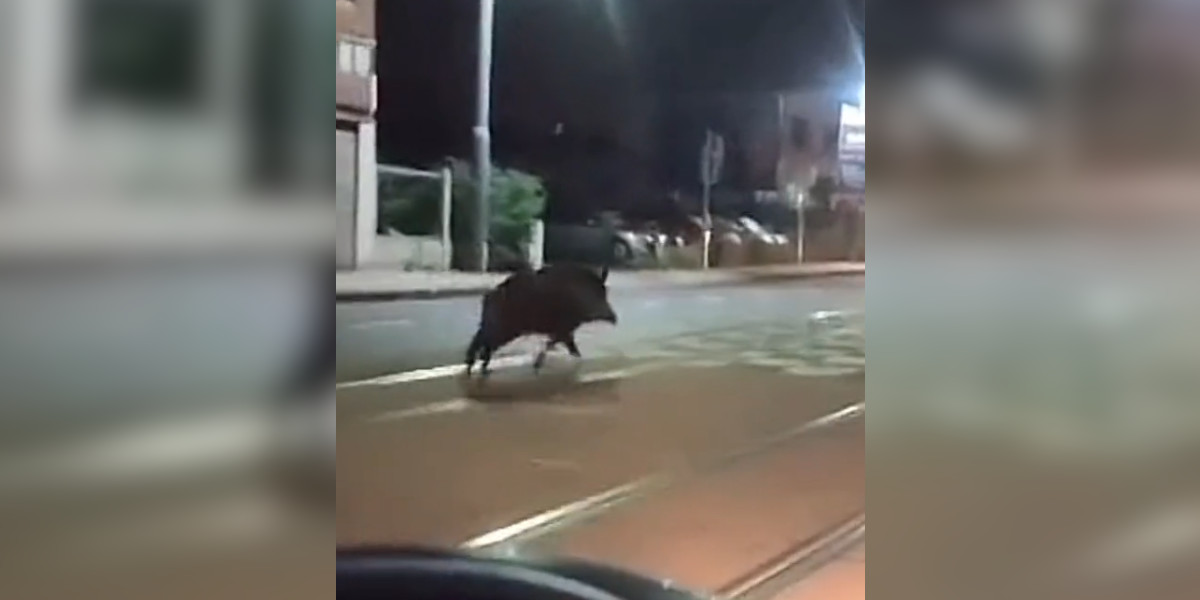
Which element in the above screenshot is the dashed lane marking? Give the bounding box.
[338,355,531,389]
[368,398,476,423]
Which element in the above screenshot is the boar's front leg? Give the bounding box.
[561,334,582,359]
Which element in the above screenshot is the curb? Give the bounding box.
[335,266,864,303]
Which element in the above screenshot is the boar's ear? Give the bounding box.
[598,265,609,283]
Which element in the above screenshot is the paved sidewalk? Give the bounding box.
[336,262,865,301]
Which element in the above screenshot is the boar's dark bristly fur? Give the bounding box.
[465,264,617,376]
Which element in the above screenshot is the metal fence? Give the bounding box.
[376,163,453,271]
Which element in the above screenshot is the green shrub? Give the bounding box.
[376,159,547,269]
[446,158,547,253]
[377,174,443,236]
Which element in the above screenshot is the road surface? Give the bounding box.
[335,275,863,382]
[337,276,865,596]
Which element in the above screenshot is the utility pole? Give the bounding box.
[472,0,495,272]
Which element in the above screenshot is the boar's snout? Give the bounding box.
[596,303,618,325]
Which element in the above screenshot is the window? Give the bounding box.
[353,44,373,77]
[337,39,374,77]
[338,42,354,74]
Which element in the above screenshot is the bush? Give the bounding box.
[377,174,443,236]
[375,159,547,269]
[447,158,547,255]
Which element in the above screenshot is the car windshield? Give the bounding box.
[339,0,865,598]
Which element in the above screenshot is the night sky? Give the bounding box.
[377,0,864,220]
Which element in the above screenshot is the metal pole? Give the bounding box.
[440,165,453,271]
[701,179,712,270]
[473,0,495,272]
[700,130,713,270]
[796,192,805,264]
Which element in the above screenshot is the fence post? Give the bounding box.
[440,165,453,271]
[528,220,545,270]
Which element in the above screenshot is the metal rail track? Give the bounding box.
[719,515,865,600]
[462,402,864,554]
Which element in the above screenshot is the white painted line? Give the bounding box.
[348,318,413,330]
[337,355,532,389]
[679,359,729,368]
[578,367,640,383]
[462,481,644,549]
[700,295,725,304]
[808,403,865,428]
[641,299,666,309]
[369,398,475,423]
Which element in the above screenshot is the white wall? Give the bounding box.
[368,234,444,270]
[353,121,377,267]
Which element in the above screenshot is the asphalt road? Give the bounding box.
[335,275,864,383]
[337,277,865,594]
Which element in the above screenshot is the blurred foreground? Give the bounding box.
[871,0,1200,598]
[0,1,331,598]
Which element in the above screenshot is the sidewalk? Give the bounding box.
[335,262,865,302]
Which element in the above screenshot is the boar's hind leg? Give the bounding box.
[465,329,487,375]
[561,334,582,359]
[479,346,496,376]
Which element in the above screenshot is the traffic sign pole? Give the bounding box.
[699,129,724,270]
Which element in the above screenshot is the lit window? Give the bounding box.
[338,42,354,74]
[353,44,372,77]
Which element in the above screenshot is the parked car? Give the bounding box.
[737,216,789,246]
[543,223,615,266]
[543,216,657,268]
[737,216,792,264]
[611,228,654,265]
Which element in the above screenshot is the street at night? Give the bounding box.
[338,0,867,595]
[336,276,864,597]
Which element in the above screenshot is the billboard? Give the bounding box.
[838,103,865,196]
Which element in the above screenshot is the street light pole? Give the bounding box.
[473,0,496,272]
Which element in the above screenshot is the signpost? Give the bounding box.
[699,129,725,269]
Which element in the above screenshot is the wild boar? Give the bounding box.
[465,264,618,376]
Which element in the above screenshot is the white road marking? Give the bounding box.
[577,364,659,383]
[641,299,666,309]
[348,318,413,330]
[784,363,863,377]
[462,402,866,550]
[679,359,730,368]
[337,355,532,389]
[462,482,644,549]
[699,295,725,304]
[369,398,476,423]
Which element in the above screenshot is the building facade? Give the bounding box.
[336,0,378,269]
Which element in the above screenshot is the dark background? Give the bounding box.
[377,0,864,222]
